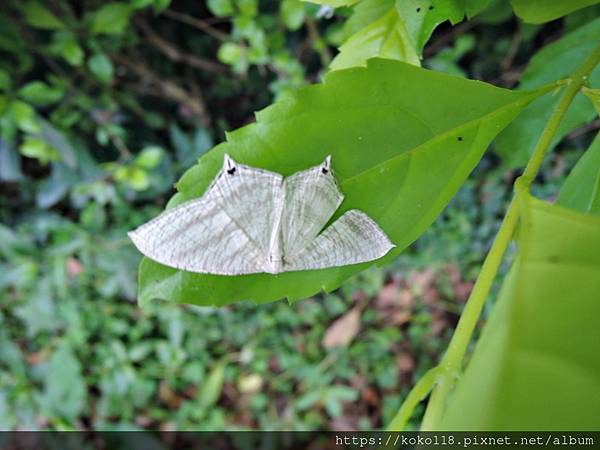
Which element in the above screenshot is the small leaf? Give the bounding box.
[218,42,244,65]
[0,69,11,91]
[582,86,600,116]
[153,0,171,13]
[510,0,600,24]
[128,167,150,191]
[207,0,235,17]
[42,343,87,421]
[87,53,114,83]
[322,306,362,349]
[19,136,59,165]
[23,1,65,30]
[196,361,226,413]
[557,132,600,215]
[442,193,600,430]
[281,0,306,31]
[62,40,85,66]
[135,146,163,169]
[89,3,133,35]
[11,101,40,133]
[19,81,64,106]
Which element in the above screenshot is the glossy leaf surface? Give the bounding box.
[442,194,600,430]
[138,59,549,307]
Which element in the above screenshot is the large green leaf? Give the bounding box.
[495,17,600,168]
[510,0,600,24]
[442,193,600,430]
[557,132,600,215]
[137,59,549,307]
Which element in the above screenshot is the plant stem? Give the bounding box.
[417,42,600,431]
[387,367,441,431]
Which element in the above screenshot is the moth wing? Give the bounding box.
[284,210,394,271]
[128,154,282,275]
[281,156,344,258]
[211,154,283,254]
[128,195,266,275]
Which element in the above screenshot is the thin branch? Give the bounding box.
[163,8,230,42]
[134,16,227,74]
[112,53,211,126]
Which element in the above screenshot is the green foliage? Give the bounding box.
[23,1,66,30]
[138,60,548,307]
[2,0,600,433]
[330,8,420,70]
[495,17,600,167]
[442,193,600,429]
[510,0,600,24]
[557,133,600,215]
[89,3,133,35]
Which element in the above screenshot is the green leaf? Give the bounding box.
[89,3,133,35]
[196,360,226,414]
[334,0,468,71]
[19,136,59,165]
[342,0,395,39]
[19,81,64,106]
[42,343,87,421]
[510,0,600,24]
[23,1,65,30]
[207,0,235,17]
[137,59,550,307]
[557,132,600,215]
[330,8,420,71]
[87,53,114,83]
[495,17,600,168]
[11,101,40,133]
[281,0,306,31]
[442,193,600,430]
[395,0,464,54]
[0,69,12,91]
[130,0,154,8]
[302,0,359,6]
[128,167,150,191]
[153,0,171,13]
[62,40,84,66]
[582,86,600,116]
[135,146,163,169]
[218,42,245,65]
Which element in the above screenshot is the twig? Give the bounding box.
[134,16,226,74]
[163,8,230,42]
[567,118,600,139]
[112,53,211,126]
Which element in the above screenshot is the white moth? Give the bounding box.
[128,154,394,275]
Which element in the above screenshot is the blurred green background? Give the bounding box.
[0,0,597,431]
